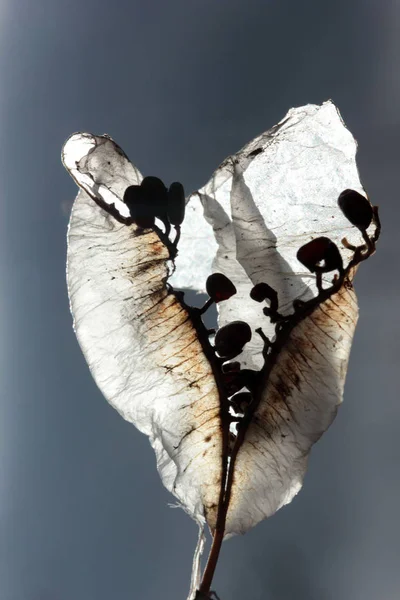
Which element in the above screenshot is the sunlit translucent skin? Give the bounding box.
[64,137,223,530]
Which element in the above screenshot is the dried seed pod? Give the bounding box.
[250,282,278,312]
[123,185,155,227]
[338,189,373,231]
[214,321,252,358]
[167,182,186,225]
[206,273,237,303]
[297,236,343,273]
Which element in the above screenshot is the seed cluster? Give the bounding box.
[124,176,185,239]
[122,180,380,449]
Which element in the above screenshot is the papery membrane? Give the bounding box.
[64,135,223,527]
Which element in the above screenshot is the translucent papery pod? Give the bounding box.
[62,101,380,600]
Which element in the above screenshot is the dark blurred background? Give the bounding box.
[0,1,399,599]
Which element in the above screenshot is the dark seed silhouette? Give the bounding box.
[223,369,258,395]
[230,391,253,413]
[237,369,259,391]
[141,176,167,198]
[141,176,169,222]
[206,273,237,303]
[124,185,154,225]
[214,321,252,358]
[221,361,241,373]
[297,236,343,273]
[250,282,278,312]
[338,189,373,231]
[124,184,142,208]
[135,216,156,228]
[223,372,244,395]
[167,182,186,225]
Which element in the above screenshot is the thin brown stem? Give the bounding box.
[198,525,226,595]
[199,411,230,595]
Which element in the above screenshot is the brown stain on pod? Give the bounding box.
[68,193,223,531]
[226,276,358,535]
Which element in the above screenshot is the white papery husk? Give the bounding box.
[63,101,375,546]
[64,135,224,534]
[168,101,374,535]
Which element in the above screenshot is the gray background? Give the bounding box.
[1,1,399,599]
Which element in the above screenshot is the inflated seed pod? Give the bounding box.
[297,236,343,273]
[140,176,168,222]
[123,185,155,228]
[338,189,373,231]
[214,321,252,358]
[167,182,186,225]
[206,273,237,303]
